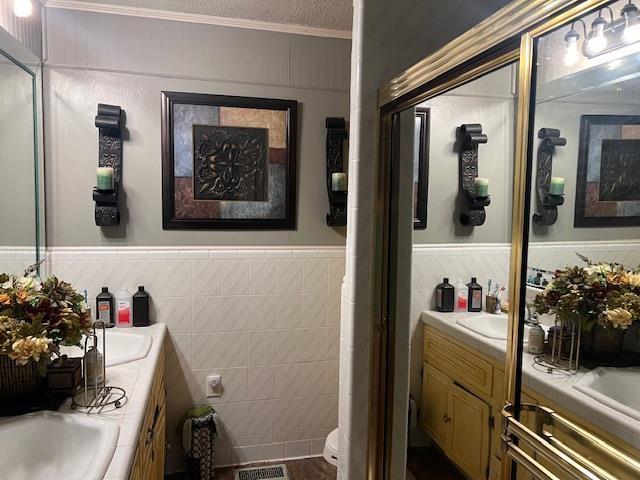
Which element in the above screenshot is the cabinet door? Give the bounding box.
[153,405,167,480]
[446,383,490,480]
[420,363,450,448]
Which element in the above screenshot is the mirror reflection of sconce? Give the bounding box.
[458,123,490,227]
[325,117,348,227]
[533,128,566,227]
[93,104,124,227]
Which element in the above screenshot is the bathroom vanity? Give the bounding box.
[420,311,640,480]
[59,324,167,480]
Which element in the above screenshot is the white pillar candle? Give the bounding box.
[474,177,489,197]
[97,167,114,191]
[549,176,565,195]
[331,172,348,192]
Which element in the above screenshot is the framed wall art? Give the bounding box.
[413,107,430,229]
[575,114,640,227]
[161,92,298,229]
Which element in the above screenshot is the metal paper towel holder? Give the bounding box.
[93,103,124,227]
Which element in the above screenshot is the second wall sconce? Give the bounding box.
[325,117,348,227]
[458,123,490,227]
[93,103,124,227]
[533,128,566,226]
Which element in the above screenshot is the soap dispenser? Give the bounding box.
[527,317,545,355]
[435,278,454,312]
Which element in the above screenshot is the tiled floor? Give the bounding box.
[166,457,337,480]
[406,446,465,479]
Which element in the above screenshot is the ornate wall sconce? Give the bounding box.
[533,128,566,226]
[325,117,348,226]
[93,103,124,227]
[458,123,490,226]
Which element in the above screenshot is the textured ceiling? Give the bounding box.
[73,0,353,31]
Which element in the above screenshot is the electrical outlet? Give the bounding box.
[206,374,222,397]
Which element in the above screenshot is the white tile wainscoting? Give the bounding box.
[20,240,640,474]
[45,246,345,473]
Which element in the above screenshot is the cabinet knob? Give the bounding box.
[443,413,451,423]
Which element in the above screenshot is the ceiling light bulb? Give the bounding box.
[586,17,608,54]
[622,2,640,43]
[12,0,32,17]
[563,30,580,66]
[624,23,640,42]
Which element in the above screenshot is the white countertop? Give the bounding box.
[421,310,640,450]
[59,323,167,480]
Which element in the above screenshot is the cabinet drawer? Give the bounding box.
[424,326,494,399]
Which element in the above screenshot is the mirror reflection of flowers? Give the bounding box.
[0,273,91,374]
[533,253,640,331]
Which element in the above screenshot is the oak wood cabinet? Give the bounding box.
[129,345,166,480]
[421,325,504,480]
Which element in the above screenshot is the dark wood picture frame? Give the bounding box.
[413,107,430,229]
[161,91,298,230]
[575,114,640,228]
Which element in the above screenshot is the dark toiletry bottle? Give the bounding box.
[436,278,455,312]
[467,277,483,312]
[96,287,115,328]
[133,286,150,327]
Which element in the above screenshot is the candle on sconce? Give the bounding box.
[331,172,348,192]
[97,167,114,191]
[549,176,565,196]
[474,177,489,197]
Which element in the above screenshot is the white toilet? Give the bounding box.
[323,428,339,466]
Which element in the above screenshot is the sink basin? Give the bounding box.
[573,367,640,422]
[60,329,152,366]
[0,411,119,480]
[456,313,531,340]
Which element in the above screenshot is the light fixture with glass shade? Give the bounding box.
[586,13,610,55]
[563,21,585,67]
[622,1,640,43]
[562,3,640,65]
[12,0,33,17]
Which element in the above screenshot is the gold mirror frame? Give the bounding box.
[373,1,618,479]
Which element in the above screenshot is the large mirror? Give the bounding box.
[519,1,640,478]
[388,61,519,480]
[0,28,44,275]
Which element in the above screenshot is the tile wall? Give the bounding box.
[45,246,345,472]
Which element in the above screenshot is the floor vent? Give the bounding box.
[233,464,290,480]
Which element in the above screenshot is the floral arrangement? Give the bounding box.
[0,274,91,374]
[533,254,640,331]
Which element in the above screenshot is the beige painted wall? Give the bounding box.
[44,8,350,247]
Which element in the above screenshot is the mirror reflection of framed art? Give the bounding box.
[575,115,640,227]
[413,107,429,229]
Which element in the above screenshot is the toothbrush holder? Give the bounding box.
[485,295,499,314]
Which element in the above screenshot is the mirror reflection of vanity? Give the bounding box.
[0,28,44,275]
[521,5,640,477]
[380,1,640,479]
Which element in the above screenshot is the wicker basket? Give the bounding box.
[582,325,625,358]
[0,355,43,400]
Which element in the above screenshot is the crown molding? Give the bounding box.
[44,0,352,39]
